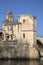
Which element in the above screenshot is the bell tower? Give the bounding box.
[6,11,14,21]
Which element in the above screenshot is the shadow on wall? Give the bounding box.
[37,40,43,48]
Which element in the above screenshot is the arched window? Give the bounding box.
[23,19,25,23]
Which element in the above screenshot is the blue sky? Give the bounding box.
[0,0,43,36]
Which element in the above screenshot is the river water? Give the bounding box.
[0,59,43,65]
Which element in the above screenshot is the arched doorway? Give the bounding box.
[0,32,4,40]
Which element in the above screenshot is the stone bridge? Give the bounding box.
[37,36,43,57]
[37,36,43,44]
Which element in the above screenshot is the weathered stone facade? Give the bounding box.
[0,11,40,59]
[1,11,36,47]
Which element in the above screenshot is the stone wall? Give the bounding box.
[0,41,39,59]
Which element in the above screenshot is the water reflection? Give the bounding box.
[0,60,43,65]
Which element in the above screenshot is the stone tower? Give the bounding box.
[18,14,36,47]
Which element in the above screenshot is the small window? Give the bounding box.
[23,33,25,38]
[23,19,25,23]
